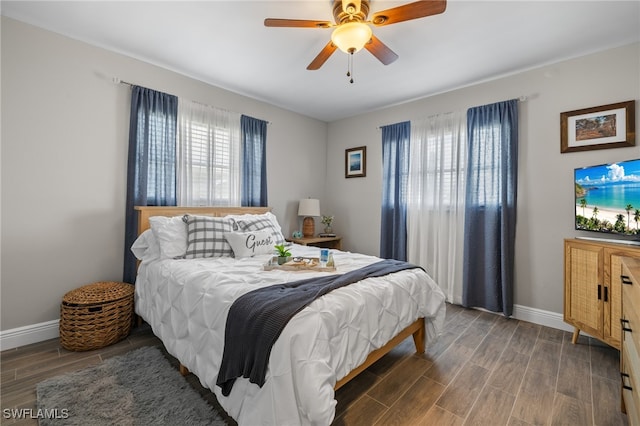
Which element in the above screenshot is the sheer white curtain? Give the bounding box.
[177,100,241,206]
[407,112,466,304]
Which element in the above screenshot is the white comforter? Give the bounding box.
[135,244,446,426]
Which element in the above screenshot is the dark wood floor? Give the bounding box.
[1,303,628,425]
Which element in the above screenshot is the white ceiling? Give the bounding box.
[2,1,640,122]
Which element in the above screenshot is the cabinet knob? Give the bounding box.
[621,318,633,333]
[622,275,633,285]
[622,372,634,391]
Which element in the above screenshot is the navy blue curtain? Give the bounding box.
[123,86,178,283]
[462,99,518,316]
[240,115,268,206]
[380,121,411,260]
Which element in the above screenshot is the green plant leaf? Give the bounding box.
[274,244,291,257]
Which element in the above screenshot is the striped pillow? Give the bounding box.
[232,212,285,245]
[182,215,234,258]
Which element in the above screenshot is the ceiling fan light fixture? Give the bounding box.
[330,22,372,54]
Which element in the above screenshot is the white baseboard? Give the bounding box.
[512,304,574,333]
[0,304,572,351]
[0,320,59,351]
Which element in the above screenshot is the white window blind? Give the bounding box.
[407,113,466,209]
[177,100,241,206]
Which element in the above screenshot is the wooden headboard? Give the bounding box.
[134,206,272,235]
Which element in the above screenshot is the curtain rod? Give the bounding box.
[375,96,528,130]
[112,77,271,125]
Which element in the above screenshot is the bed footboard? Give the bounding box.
[334,317,425,390]
[177,318,425,389]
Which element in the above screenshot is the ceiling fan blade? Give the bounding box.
[307,41,338,70]
[364,35,398,65]
[264,18,332,29]
[370,0,446,26]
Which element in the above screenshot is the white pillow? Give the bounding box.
[225,230,275,258]
[130,229,161,262]
[148,216,188,259]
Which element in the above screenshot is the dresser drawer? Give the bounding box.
[622,259,640,306]
[621,257,640,421]
[622,260,640,359]
[623,339,640,424]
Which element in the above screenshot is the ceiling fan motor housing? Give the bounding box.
[333,0,370,24]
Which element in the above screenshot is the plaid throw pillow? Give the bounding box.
[233,213,285,245]
[182,215,234,258]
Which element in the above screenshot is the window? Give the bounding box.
[407,113,466,209]
[408,132,463,208]
[185,122,233,205]
[177,101,241,206]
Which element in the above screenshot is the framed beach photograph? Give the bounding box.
[345,146,366,178]
[560,100,635,153]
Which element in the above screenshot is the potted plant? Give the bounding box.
[274,244,292,265]
[321,215,334,234]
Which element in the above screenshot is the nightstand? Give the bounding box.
[287,236,342,250]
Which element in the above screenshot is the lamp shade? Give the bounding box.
[298,198,320,217]
[330,22,372,53]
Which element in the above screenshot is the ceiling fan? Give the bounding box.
[264,0,447,73]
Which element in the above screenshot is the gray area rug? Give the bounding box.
[37,346,225,425]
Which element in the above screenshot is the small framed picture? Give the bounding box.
[560,100,635,153]
[345,146,367,178]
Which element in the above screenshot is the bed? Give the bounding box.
[132,206,446,425]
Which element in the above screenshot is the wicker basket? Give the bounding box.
[59,281,134,351]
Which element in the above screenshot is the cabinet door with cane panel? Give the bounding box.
[564,238,640,350]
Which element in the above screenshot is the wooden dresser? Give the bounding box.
[621,257,640,422]
[564,238,640,350]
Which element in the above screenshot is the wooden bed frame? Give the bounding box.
[134,206,425,391]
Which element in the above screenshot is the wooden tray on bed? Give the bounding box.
[263,257,336,272]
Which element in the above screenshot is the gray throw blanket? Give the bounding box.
[216,259,421,396]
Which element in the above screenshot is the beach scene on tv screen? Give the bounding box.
[575,160,640,235]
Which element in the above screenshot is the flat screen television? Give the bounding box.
[575,158,640,238]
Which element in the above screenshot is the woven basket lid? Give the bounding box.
[62,281,133,306]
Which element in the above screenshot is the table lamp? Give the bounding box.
[298,198,320,238]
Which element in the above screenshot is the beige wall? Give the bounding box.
[2,14,640,334]
[325,42,640,314]
[0,17,328,330]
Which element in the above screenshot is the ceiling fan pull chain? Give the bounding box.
[347,51,354,84]
[346,53,350,79]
